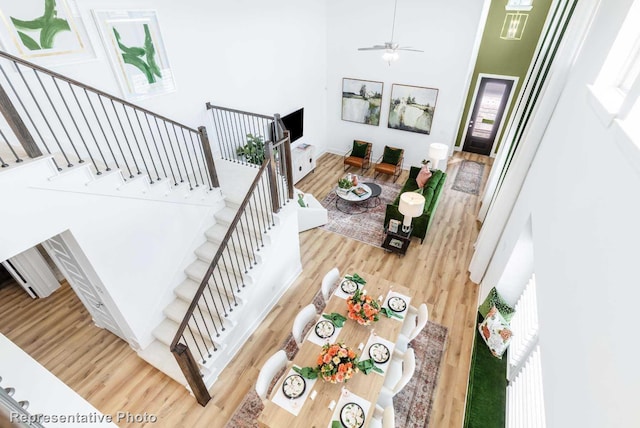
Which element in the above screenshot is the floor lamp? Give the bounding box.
[398,192,426,233]
[429,143,449,171]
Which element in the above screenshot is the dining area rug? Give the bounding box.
[319,181,402,247]
[225,320,448,427]
[451,160,485,195]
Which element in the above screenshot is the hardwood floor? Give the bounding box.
[0,151,492,427]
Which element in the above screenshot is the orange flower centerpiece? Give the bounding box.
[346,288,381,326]
[317,342,358,383]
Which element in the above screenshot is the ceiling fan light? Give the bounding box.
[382,50,399,62]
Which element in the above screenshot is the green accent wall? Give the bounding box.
[455,0,553,152]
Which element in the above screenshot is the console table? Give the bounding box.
[381,226,412,256]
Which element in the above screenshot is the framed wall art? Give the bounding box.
[388,84,439,135]
[0,0,95,65]
[93,10,175,101]
[341,77,384,126]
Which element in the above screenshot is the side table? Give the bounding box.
[381,226,412,256]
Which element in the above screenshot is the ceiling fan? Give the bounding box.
[358,0,424,64]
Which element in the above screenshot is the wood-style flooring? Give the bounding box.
[0,151,492,427]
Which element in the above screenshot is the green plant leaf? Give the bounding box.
[292,366,318,379]
[380,307,403,319]
[322,312,346,328]
[16,31,41,50]
[332,421,342,428]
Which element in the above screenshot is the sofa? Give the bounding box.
[384,166,446,243]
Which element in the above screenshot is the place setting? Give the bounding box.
[361,332,395,376]
[306,313,345,346]
[333,273,366,300]
[271,366,318,416]
[380,290,411,322]
[328,387,371,428]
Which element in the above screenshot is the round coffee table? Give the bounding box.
[335,183,372,214]
[363,182,382,208]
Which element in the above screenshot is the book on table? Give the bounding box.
[351,187,368,197]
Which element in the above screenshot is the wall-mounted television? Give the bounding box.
[281,108,304,143]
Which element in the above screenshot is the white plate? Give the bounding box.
[388,296,407,313]
[340,279,358,294]
[315,320,336,339]
[368,343,390,364]
[340,402,365,428]
[282,374,306,399]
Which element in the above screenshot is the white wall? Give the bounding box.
[0,158,222,349]
[325,0,485,166]
[478,0,640,425]
[51,0,327,154]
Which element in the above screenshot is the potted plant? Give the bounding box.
[337,177,353,195]
[236,133,265,165]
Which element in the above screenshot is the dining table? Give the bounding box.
[258,271,415,428]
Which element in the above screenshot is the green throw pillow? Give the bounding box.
[382,146,402,165]
[478,287,515,323]
[351,140,368,158]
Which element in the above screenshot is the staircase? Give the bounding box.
[0,49,299,406]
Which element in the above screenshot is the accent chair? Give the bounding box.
[344,140,372,172]
[374,146,404,182]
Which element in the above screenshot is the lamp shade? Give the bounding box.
[429,143,448,161]
[398,192,425,218]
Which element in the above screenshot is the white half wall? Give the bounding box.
[477,0,640,426]
[325,0,485,166]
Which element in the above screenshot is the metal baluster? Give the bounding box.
[153,116,177,185]
[0,129,23,163]
[97,95,133,178]
[172,124,194,189]
[257,174,272,230]
[111,100,142,175]
[186,129,205,187]
[230,231,249,274]
[69,84,110,172]
[144,113,167,181]
[134,109,160,182]
[222,110,236,162]
[205,281,226,331]
[194,304,215,356]
[185,326,207,364]
[249,195,265,248]
[191,314,214,359]
[162,120,184,184]
[247,196,262,251]
[212,270,232,313]
[85,90,119,171]
[239,213,257,264]
[121,105,151,180]
[233,112,247,165]
[210,108,228,161]
[227,236,246,288]
[16,65,72,167]
[51,77,100,172]
[220,252,240,301]
[34,70,84,165]
[0,155,8,167]
[200,290,221,337]
[0,63,58,169]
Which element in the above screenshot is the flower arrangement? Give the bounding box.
[346,288,381,326]
[293,342,382,382]
[317,342,358,383]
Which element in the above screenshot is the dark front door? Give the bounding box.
[463,77,514,155]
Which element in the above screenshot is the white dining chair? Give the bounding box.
[321,267,340,301]
[370,405,395,428]
[396,303,429,352]
[255,350,288,400]
[292,304,318,346]
[377,348,416,409]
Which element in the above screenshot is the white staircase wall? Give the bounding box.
[0,156,225,349]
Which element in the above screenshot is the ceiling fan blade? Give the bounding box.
[397,47,424,52]
[358,45,387,51]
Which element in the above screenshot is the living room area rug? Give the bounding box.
[225,320,448,428]
[451,160,485,195]
[319,181,402,247]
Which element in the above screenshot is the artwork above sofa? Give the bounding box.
[384,166,447,243]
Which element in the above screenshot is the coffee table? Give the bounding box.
[335,183,372,214]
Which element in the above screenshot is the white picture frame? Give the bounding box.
[0,0,95,66]
[388,219,400,234]
[93,9,175,101]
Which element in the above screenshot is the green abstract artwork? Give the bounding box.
[9,0,70,50]
[113,24,161,84]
